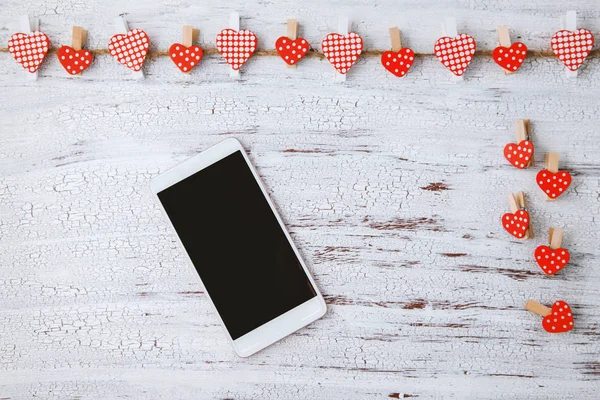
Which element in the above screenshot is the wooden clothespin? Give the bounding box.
[561,11,578,78]
[496,26,512,75]
[229,12,240,79]
[285,19,299,69]
[335,16,349,83]
[544,152,561,201]
[19,15,40,81]
[389,26,402,52]
[114,17,144,80]
[72,26,87,52]
[181,25,199,73]
[525,300,551,318]
[508,191,534,239]
[441,17,462,82]
[515,119,534,167]
[548,227,564,250]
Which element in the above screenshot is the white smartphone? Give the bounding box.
[150,138,326,357]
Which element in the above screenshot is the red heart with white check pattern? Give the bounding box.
[57,46,93,75]
[8,31,50,73]
[108,29,149,72]
[541,301,574,333]
[434,34,476,76]
[551,29,594,71]
[536,169,571,199]
[534,245,570,275]
[504,140,534,169]
[275,37,309,65]
[215,29,257,71]
[492,42,527,72]
[501,210,529,239]
[321,32,363,74]
[381,48,415,77]
[169,43,203,72]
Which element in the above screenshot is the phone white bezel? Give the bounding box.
[150,138,327,357]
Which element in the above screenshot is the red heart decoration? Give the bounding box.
[215,29,257,70]
[169,43,203,72]
[321,32,363,74]
[501,210,530,239]
[492,42,527,72]
[275,37,309,65]
[534,245,570,275]
[503,140,534,169]
[433,34,476,76]
[57,46,93,75]
[381,48,415,77]
[551,29,594,71]
[536,169,572,199]
[108,29,150,72]
[8,31,50,73]
[542,300,574,333]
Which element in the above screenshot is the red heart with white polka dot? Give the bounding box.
[381,48,415,77]
[536,169,571,199]
[551,29,594,71]
[542,300,574,333]
[492,42,527,72]
[8,31,50,73]
[275,37,309,65]
[215,29,257,71]
[501,210,529,239]
[169,43,203,73]
[534,245,570,275]
[504,140,534,169]
[57,46,93,75]
[321,32,363,74]
[433,34,476,76]
[108,29,150,72]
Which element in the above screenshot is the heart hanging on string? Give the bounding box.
[8,31,50,73]
[492,42,527,72]
[108,29,150,72]
[551,29,594,71]
[381,48,415,77]
[57,46,93,75]
[321,32,363,74]
[169,44,203,72]
[215,29,258,71]
[275,37,309,65]
[433,34,476,76]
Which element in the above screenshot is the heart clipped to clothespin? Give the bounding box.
[534,227,571,275]
[216,12,258,78]
[526,300,574,333]
[493,25,527,74]
[551,11,594,77]
[8,15,50,79]
[504,119,534,169]
[322,16,363,82]
[502,192,534,239]
[169,25,203,73]
[381,26,414,78]
[275,19,309,67]
[57,26,93,75]
[433,17,475,80]
[108,17,149,79]
[536,152,572,200]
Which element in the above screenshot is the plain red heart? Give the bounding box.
[381,48,415,77]
[504,140,534,169]
[551,29,594,71]
[7,31,50,73]
[215,29,257,70]
[542,300,574,333]
[275,37,309,65]
[169,43,203,72]
[433,34,476,76]
[501,210,529,239]
[492,42,527,72]
[57,46,93,75]
[321,32,363,74]
[108,29,150,72]
[536,169,571,199]
[534,245,570,275]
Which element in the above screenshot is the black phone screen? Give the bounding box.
[157,150,317,340]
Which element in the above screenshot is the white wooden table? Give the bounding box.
[1,1,599,398]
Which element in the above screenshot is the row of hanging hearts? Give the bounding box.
[501,138,574,334]
[7,28,595,76]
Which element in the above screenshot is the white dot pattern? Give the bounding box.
[542,301,574,333]
[7,31,50,73]
[57,46,93,75]
[551,29,595,71]
[321,32,363,74]
[168,43,203,72]
[536,170,572,198]
[501,209,529,239]
[381,48,415,77]
[503,140,534,169]
[534,245,570,275]
[275,37,309,65]
[108,29,149,72]
[434,34,476,76]
[215,29,257,71]
[492,42,527,72]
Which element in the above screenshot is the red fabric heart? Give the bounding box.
[551,29,594,71]
[433,34,476,76]
[542,300,574,333]
[503,140,534,169]
[492,42,527,72]
[321,32,363,74]
[169,43,203,72]
[501,210,529,239]
[108,29,149,72]
[57,46,93,75]
[381,49,415,77]
[534,245,570,275]
[275,37,309,65]
[8,31,50,73]
[215,29,257,70]
[536,170,571,199]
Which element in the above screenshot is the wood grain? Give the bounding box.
[1,1,599,399]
